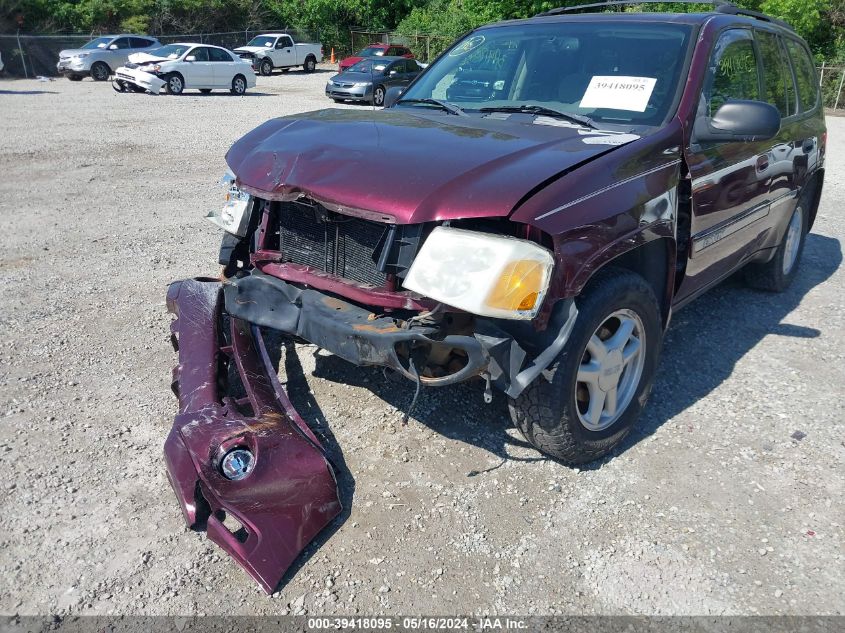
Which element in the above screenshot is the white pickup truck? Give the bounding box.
[233,33,323,76]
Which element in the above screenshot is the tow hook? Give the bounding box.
[482,372,493,404]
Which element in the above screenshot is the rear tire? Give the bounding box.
[303,56,316,73]
[509,268,662,465]
[90,62,110,81]
[744,202,807,292]
[164,73,184,95]
[230,74,247,95]
[259,59,273,76]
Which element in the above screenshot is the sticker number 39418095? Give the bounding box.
[579,76,658,113]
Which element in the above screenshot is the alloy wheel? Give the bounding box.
[169,76,183,94]
[91,63,109,81]
[575,309,646,432]
[782,205,803,275]
[374,86,385,106]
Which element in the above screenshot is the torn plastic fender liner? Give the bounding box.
[164,278,341,594]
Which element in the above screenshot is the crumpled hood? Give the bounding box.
[226,108,639,224]
[128,51,170,64]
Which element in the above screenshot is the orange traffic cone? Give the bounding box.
[330,48,336,64]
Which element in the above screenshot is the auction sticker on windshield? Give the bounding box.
[579,76,657,112]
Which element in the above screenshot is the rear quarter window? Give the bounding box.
[784,38,819,112]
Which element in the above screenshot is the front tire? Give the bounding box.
[373,85,386,106]
[303,56,316,73]
[259,59,273,76]
[744,202,807,292]
[230,74,247,95]
[67,74,83,82]
[509,268,662,465]
[90,62,110,81]
[164,73,184,95]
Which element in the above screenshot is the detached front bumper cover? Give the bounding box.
[164,278,341,594]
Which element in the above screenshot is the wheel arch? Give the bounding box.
[803,168,824,232]
[576,236,676,328]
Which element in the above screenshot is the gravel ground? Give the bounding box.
[0,68,843,618]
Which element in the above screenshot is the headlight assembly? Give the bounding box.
[403,227,554,320]
[205,171,252,237]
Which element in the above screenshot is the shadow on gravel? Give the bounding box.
[619,232,842,457]
[0,89,58,95]
[261,335,357,592]
[265,233,841,482]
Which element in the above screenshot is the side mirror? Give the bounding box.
[389,70,398,77]
[384,85,405,108]
[185,55,196,62]
[695,100,781,143]
[108,44,118,50]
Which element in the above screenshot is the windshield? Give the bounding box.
[399,21,693,128]
[148,44,191,60]
[82,37,112,50]
[348,59,389,74]
[359,47,386,57]
[246,36,276,48]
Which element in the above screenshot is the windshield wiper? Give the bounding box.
[479,105,598,129]
[395,98,466,116]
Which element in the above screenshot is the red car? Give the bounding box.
[338,42,413,72]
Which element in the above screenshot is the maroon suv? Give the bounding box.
[165,3,826,592]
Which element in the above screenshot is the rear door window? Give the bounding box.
[208,48,233,62]
[130,37,154,49]
[784,38,819,112]
[756,30,798,118]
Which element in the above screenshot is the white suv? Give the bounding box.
[57,34,160,81]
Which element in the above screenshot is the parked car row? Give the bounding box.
[56,32,323,95]
[55,33,427,103]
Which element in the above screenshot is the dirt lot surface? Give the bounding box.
[0,68,843,618]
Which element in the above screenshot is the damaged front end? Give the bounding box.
[164,278,341,594]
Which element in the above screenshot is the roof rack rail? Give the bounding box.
[536,0,797,30]
[713,3,794,31]
[537,0,733,17]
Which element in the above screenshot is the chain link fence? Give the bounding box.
[0,29,320,78]
[5,29,845,112]
[817,63,845,110]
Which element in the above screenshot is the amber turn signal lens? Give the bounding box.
[485,260,546,312]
